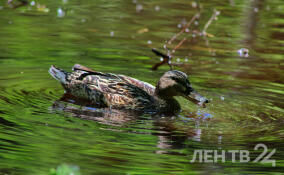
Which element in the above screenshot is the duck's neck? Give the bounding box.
[154,91,180,114]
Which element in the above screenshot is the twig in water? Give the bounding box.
[151,8,220,70]
[166,13,200,46]
[202,9,220,35]
[151,48,172,70]
[151,48,184,70]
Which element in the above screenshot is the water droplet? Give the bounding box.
[57,8,65,18]
[136,4,143,12]
[155,5,160,11]
[147,40,152,44]
[30,1,35,6]
[160,57,164,61]
[110,31,114,37]
[238,48,249,58]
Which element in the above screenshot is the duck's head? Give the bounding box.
[155,70,209,107]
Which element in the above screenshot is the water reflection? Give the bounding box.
[51,99,140,125]
[51,94,214,157]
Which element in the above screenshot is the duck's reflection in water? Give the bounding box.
[52,102,140,126]
[51,94,205,154]
[152,117,203,155]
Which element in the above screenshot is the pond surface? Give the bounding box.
[0,0,284,174]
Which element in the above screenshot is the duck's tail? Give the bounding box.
[48,65,68,84]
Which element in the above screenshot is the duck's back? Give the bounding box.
[49,65,157,111]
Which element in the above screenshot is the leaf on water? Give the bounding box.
[137,28,149,34]
[205,32,214,37]
[37,4,49,12]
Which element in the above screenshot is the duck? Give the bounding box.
[49,64,209,114]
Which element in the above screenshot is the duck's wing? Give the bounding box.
[72,64,156,96]
[117,75,155,96]
[67,68,156,110]
[92,77,155,110]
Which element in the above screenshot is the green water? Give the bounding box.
[0,0,283,174]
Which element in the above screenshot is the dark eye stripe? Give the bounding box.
[170,76,187,87]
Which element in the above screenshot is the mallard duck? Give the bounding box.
[49,64,208,114]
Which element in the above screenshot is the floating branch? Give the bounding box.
[166,13,200,46]
[151,9,220,70]
[151,48,170,70]
[202,9,220,35]
[151,48,183,70]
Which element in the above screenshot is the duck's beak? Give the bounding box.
[183,90,209,108]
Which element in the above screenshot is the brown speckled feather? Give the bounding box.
[56,65,157,111]
[73,64,155,95]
